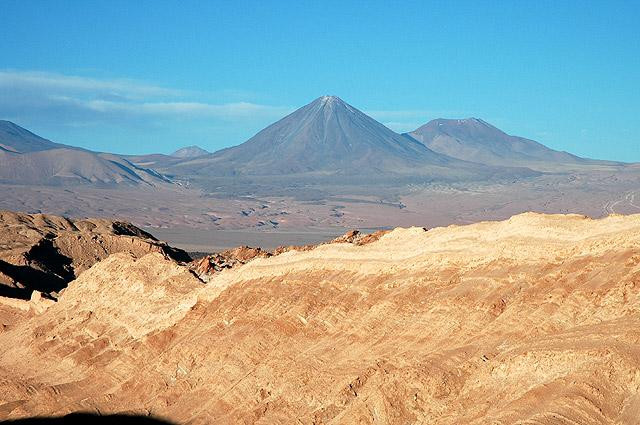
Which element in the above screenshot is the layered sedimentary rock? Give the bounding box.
[190,230,389,281]
[1,213,640,424]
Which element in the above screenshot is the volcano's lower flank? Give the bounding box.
[1,212,640,424]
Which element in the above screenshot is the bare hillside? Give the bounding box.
[1,212,639,423]
[0,121,172,186]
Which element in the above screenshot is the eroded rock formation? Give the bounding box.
[0,211,191,299]
[1,213,640,423]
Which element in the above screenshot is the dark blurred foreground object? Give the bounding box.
[0,413,175,425]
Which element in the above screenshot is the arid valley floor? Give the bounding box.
[2,163,640,252]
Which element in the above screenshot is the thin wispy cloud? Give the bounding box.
[0,70,292,124]
[83,100,291,118]
[0,70,181,99]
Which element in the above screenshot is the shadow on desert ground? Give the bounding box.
[0,413,175,425]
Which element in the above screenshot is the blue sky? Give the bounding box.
[1,0,638,161]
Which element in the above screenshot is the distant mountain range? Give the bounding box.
[0,96,627,188]
[180,95,453,175]
[0,120,171,186]
[161,96,539,180]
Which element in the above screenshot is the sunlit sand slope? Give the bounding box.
[1,212,640,424]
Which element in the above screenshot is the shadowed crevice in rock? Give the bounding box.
[25,238,75,285]
[157,245,192,263]
[0,278,32,300]
[0,259,65,299]
[110,221,157,240]
[0,237,75,298]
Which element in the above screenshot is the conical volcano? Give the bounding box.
[174,96,462,176]
[169,96,540,181]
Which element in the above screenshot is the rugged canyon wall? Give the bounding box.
[0,211,191,299]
